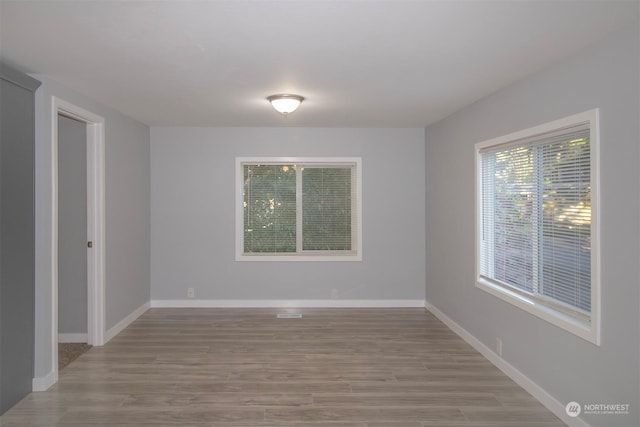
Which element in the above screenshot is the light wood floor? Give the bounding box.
[2,308,566,426]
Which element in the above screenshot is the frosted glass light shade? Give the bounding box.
[267,94,304,116]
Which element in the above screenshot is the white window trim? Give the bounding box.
[236,157,363,262]
[474,109,600,345]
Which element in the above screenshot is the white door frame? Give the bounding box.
[51,97,105,382]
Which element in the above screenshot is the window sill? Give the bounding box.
[236,253,362,262]
[475,277,599,346]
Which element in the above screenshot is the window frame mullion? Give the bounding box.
[532,145,543,296]
[295,165,303,253]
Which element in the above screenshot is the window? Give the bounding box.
[475,110,599,344]
[236,157,362,261]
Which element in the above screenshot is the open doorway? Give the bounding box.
[57,114,91,370]
[50,97,105,384]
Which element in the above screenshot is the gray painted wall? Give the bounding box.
[33,76,151,381]
[425,24,639,427]
[0,63,40,414]
[57,115,87,335]
[150,127,426,302]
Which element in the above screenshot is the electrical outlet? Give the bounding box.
[331,289,338,299]
[496,338,503,356]
[187,287,194,298]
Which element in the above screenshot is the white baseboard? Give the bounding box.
[58,333,88,343]
[150,299,425,308]
[32,370,57,392]
[104,301,150,343]
[425,301,591,427]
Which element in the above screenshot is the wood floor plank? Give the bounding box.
[264,407,467,422]
[176,381,352,394]
[0,308,565,426]
[420,423,566,427]
[59,407,266,424]
[462,407,563,422]
[311,392,503,407]
[121,392,314,407]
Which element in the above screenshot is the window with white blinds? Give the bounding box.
[302,167,353,251]
[236,158,361,261]
[475,110,600,345]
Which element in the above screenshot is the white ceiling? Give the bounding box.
[1,1,637,127]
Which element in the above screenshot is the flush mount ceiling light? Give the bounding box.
[267,94,304,117]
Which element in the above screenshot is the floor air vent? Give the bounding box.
[277,313,302,319]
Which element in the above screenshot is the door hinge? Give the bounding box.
[87,241,93,248]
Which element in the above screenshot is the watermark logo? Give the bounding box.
[566,401,630,417]
[583,403,630,415]
[566,401,581,417]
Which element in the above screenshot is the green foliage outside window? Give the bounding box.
[243,164,354,254]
